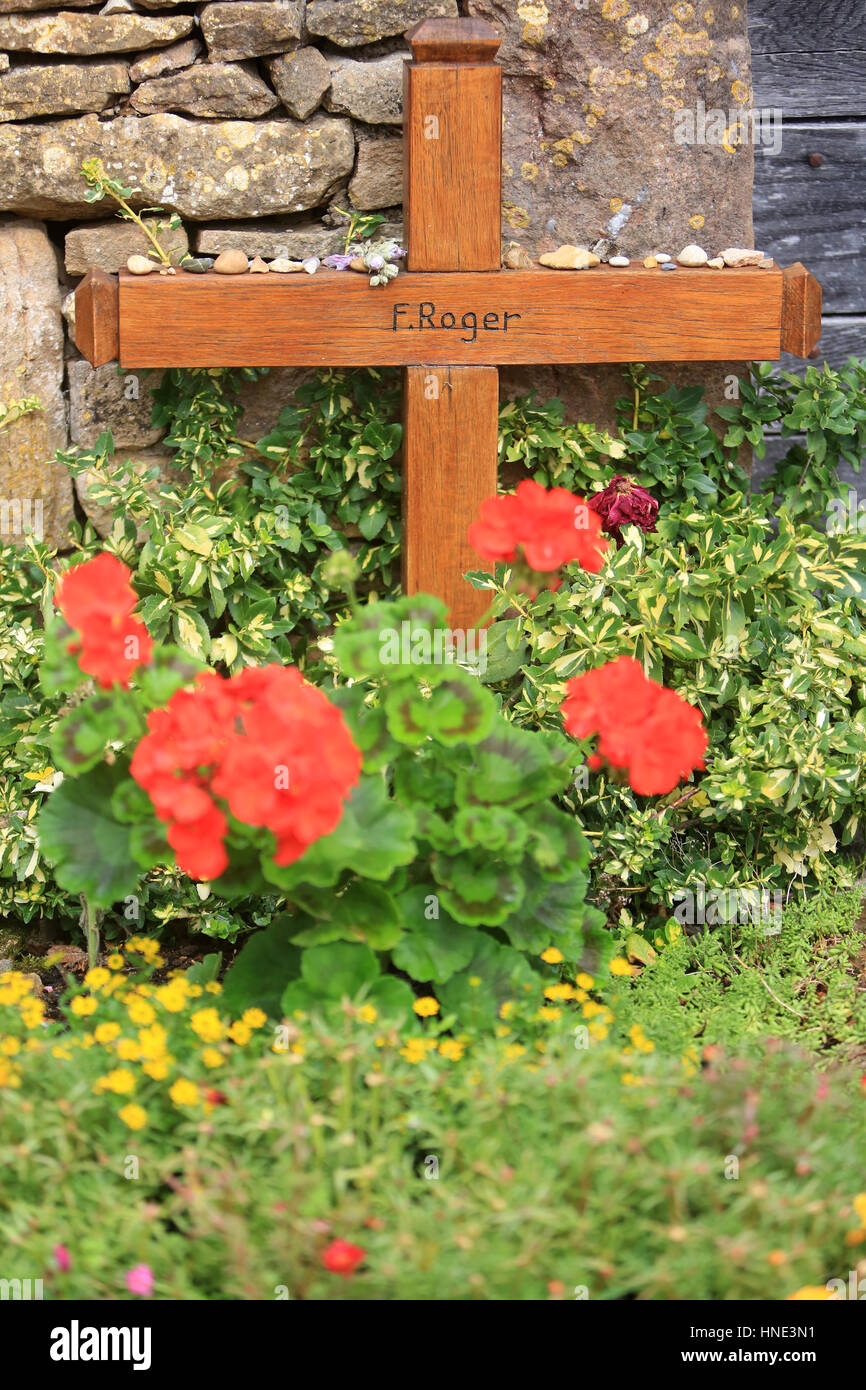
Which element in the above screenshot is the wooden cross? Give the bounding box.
[76,17,821,631]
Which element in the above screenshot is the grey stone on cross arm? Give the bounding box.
[0,113,355,220]
[325,53,407,126]
[349,134,403,210]
[199,3,302,63]
[0,219,73,548]
[64,217,188,275]
[0,62,130,121]
[306,0,457,48]
[0,12,194,55]
[128,37,202,85]
[267,47,331,121]
[130,62,280,120]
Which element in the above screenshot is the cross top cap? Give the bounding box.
[407,16,501,63]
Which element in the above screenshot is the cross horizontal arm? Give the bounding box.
[75,263,819,371]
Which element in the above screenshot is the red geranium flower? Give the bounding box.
[468,479,608,594]
[588,475,659,546]
[131,664,362,880]
[321,1239,366,1277]
[561,656,707,795]
[55,552,152,688]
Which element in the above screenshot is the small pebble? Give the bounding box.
[348,257,368,272]
[249,256,269,274]
[180,257,212,274]
[269,258,305,273]
[608,255,630,267]
[126,254,156,275]
[214,249,249,274]
[302,257,320,275]
[643,256,658,269]
[706,257,725,269]
[590,237,615,261]
[539,244,593,270]
[677,244,709,267]
[661,261,677,270]
[502,242,533,269]
[759,257,775,269]
[654,252,672,263]
[721,247,763,268]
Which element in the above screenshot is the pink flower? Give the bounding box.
[53,1244,71,1273]
[125,1263,154,1297]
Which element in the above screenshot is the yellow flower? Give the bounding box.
[503,1044,526,1061]
[588,1021,609,1040]
[127,997,156,1027]
[852,1194,866,1227]
[94,1022,121,1045]
[201,1047,224,1069]
[52,1044,73,1061]
[438,1039,465,1061]
[137,1023,168,1060]
[573,988,588,1003]
[582,1000,604,1019]
[188,984,203,998]
[155,981,188,1013]
[241,1008,266,1029]
[400,1039,428,1064]
[536,1006,562,1021]
[20,999,45,1029]
[609,957,634,977]
[169,1078,199,1107]
[468,976,482,988]
[106,954,124,970]
[357,1004,377,1024]
[190,1007,225,1043]
[70,995,98,1017]
[228,1021,252,1045]
[786,1286,837,1301]
[498,1000,515,1019]
[0,1036,20,1056]
[540,947,563,964]
[576,972,595,990]
[142,1057,171,1080]
[621,1071,641,1086]
[84,967,111,990]
[204,981,222,995]
[118,1103,147,1131]
[413,996,440,1017]
[96,1068,136,1095]
[544,983,575,1001]
[0,1059,21,1087]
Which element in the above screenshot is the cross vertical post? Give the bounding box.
[401,18,502,630]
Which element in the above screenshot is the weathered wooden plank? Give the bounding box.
[749,0,866,117]
[113,266,786,368]
[403,366,498,629]
[403,37,501,269]
[74,267,118,368]
[407,16,500,64]
[753,124,866,315]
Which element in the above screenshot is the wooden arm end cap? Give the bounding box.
[781,262,822,358]
[75,267,119,368]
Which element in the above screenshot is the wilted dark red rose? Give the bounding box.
[588,475,658,545]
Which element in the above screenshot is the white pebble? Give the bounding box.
[654,252,672,263]
[608,255,630,267]
[677,244,709,267]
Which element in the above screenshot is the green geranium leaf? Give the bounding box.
[391,886,476,982]
[221,913,302,1017]
[135,645,205,710]
[262,778,417,890]
[300,942,380,999]
[37,763,142,909]
[438,932,539,1019]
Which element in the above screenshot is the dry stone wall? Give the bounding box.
[0,0,756,546]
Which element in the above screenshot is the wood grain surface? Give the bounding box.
[74,267,118,368]
[110,264,787,368]
[403,366,498,629]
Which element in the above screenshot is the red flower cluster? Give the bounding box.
[321,1239,366,1277]
[131,665,362,880]
[55,553,152,689]
[468,479,608,593]
[561,656,707,795]
[588,474,659,545]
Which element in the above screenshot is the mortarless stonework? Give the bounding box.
[0,0,758,538]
